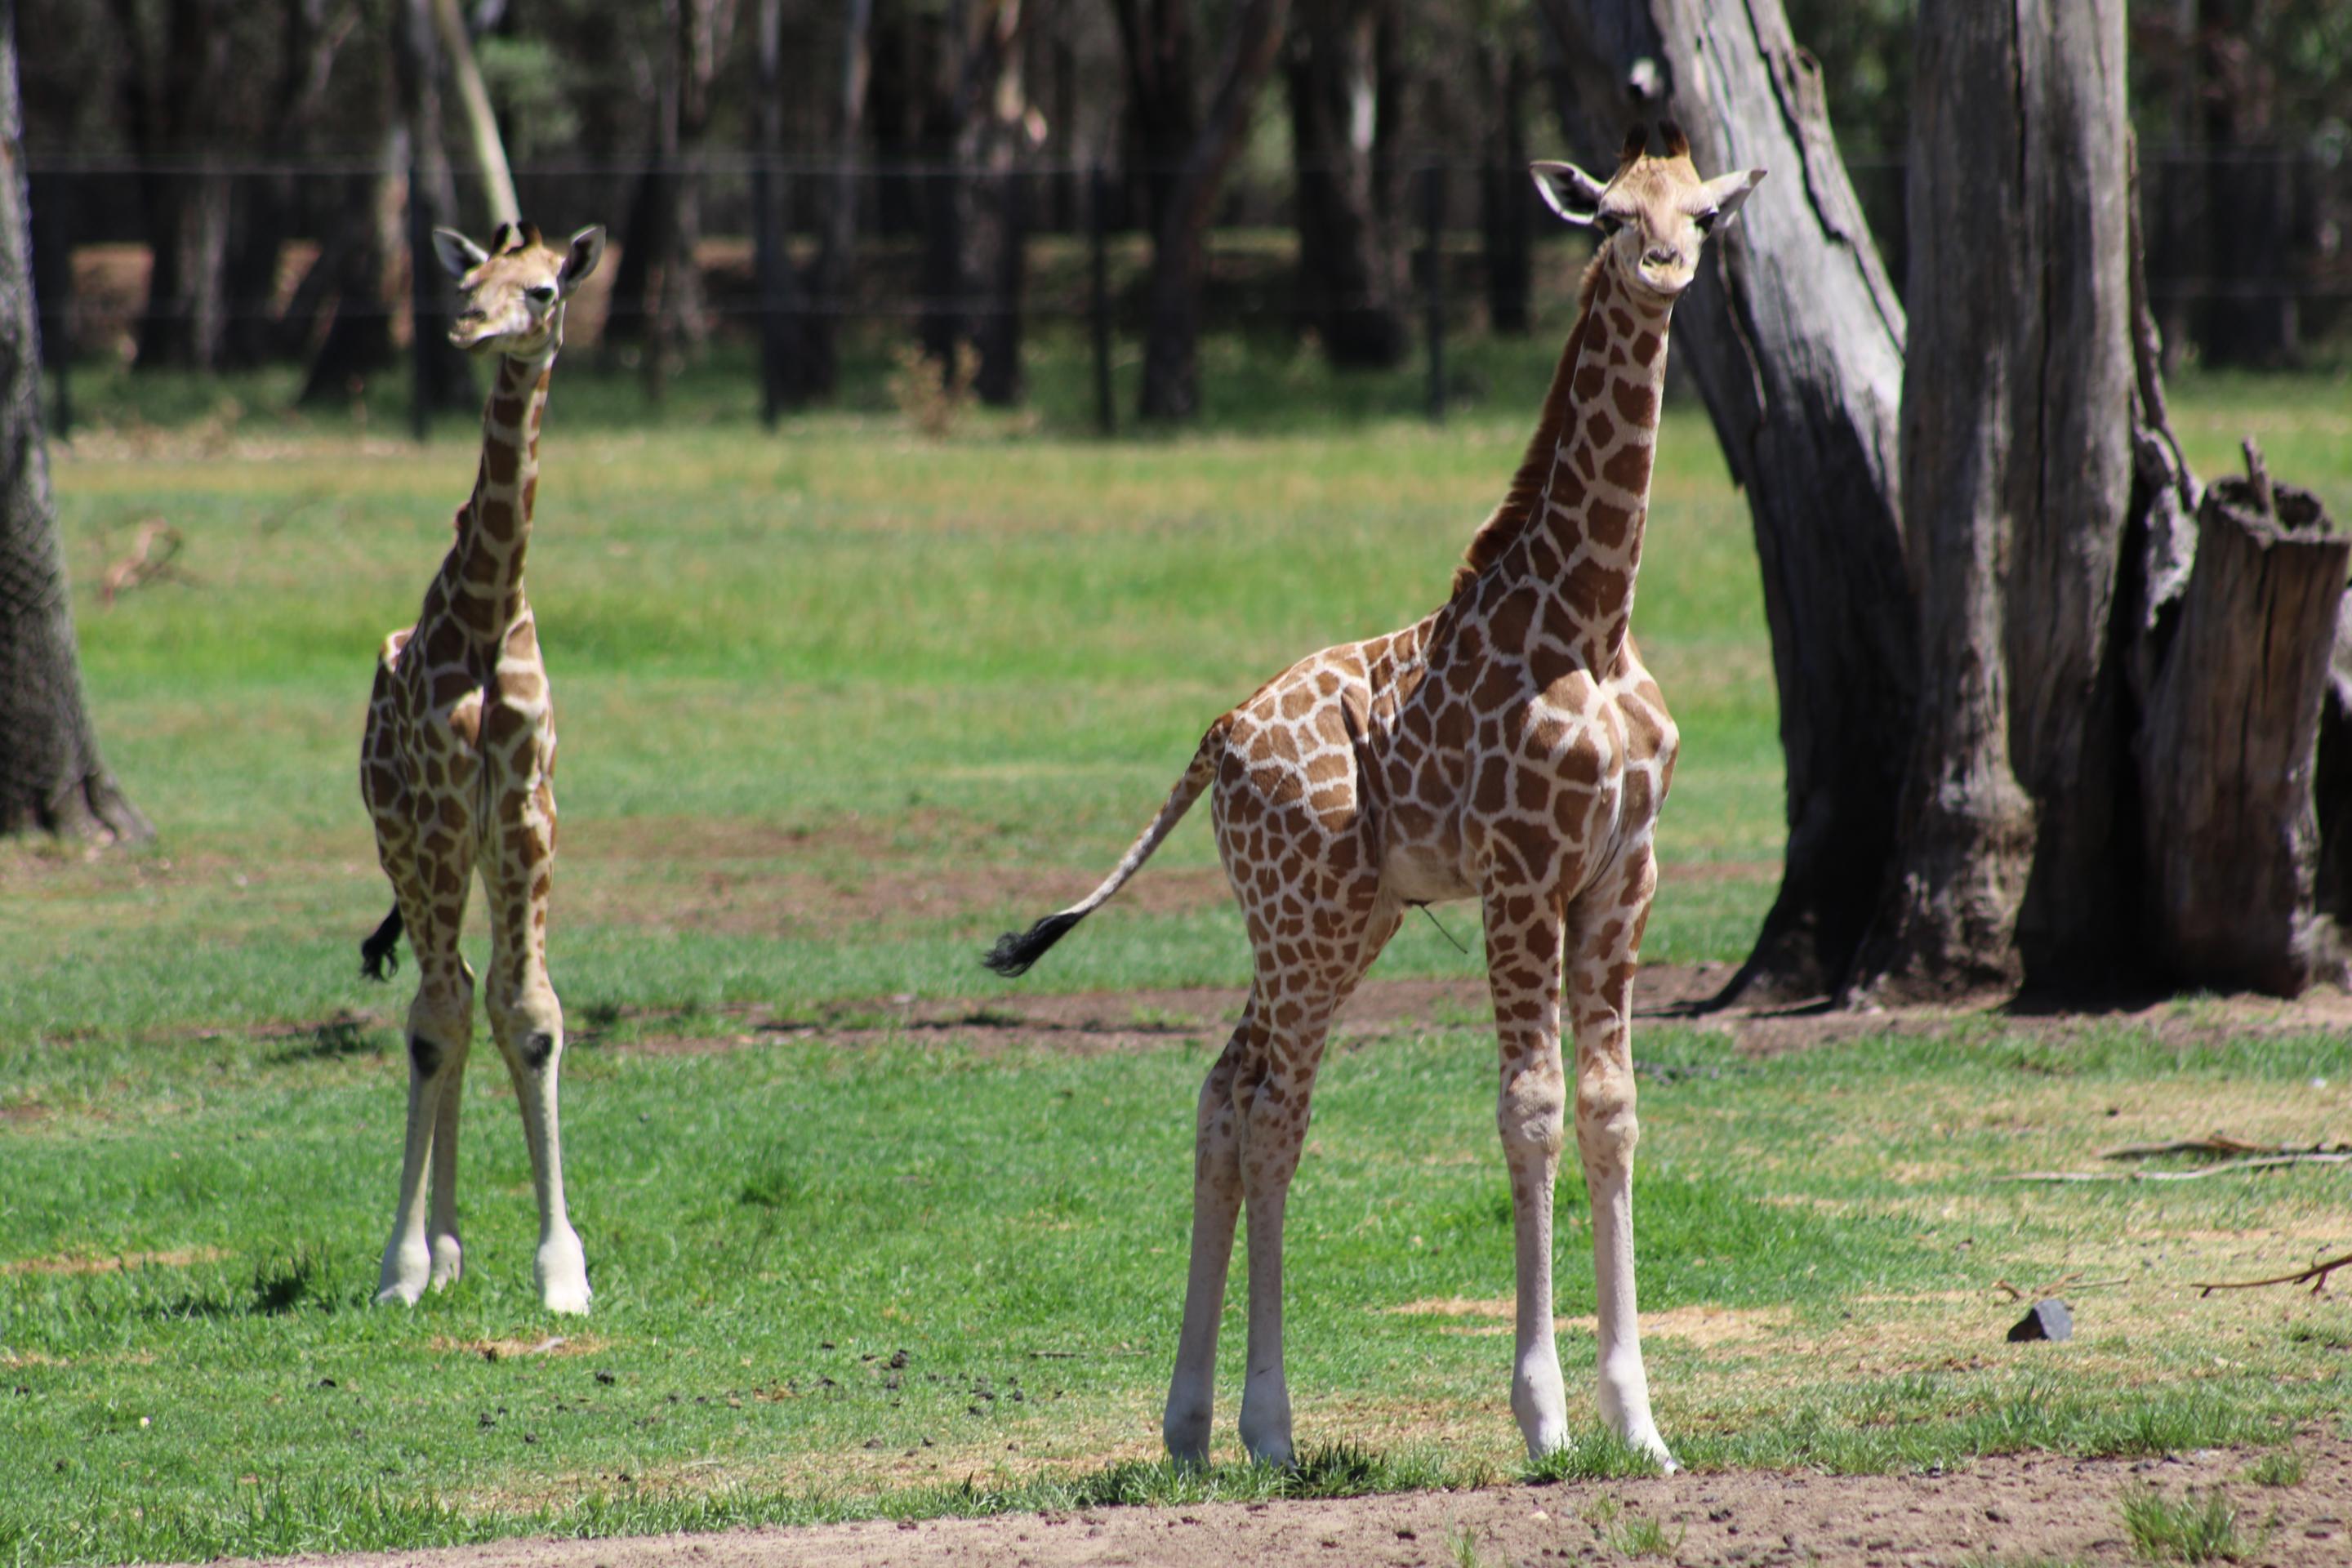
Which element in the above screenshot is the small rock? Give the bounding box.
[595,1369,615,1385]
[2008,1299,2074,1343]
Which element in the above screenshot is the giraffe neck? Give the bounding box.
[443,350,556,640]
[1530,262,1673,673]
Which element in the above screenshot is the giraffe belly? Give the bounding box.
[1383,835,1477,906]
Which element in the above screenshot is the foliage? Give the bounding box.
[2118,1484,2253,1564]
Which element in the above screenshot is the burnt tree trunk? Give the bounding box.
[1477,33,1531,336]
[0,0,149,842]
[222,0,349,368]
[1536,0,1916,1003]
[2140,459,2347,993]
[805,0,873,399]
[112,0,234,372]
[1285,0,1405,368]
[945,0,1031,405]
[1111,0,1198,247]
[1129,0,1290,421]
[378,0,473,412]
[298,125,401,403]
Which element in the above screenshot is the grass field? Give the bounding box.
[3,332,2350,1566]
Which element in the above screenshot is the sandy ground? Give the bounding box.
[216,1432,2352,1567]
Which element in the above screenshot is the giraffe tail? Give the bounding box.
[982,718,1230,978]
[359,904,405,982]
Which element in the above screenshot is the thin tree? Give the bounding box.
[1285,0,1406,368]
[1121,0,1291,421]
[0,0,149,842]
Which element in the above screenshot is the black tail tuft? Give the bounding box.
[982,911,1086,978]
[359,905,405,982]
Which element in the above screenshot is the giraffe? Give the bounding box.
[357,219,605,1316]
[986,125,1761,1468]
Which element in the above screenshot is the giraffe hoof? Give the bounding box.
[536,1232,591,1315]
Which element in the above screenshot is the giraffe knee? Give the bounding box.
[519,1030,556,1072]
[1497,1063,1567,1159]
[408,1034,444,1076]
[1574,1065,1640,1174]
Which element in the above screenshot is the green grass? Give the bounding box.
[2118,1484,2255,1563]
[4,342,2350,1566]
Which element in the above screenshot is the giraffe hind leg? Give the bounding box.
[1164,992,1257,1464]
[377,871,475,1307]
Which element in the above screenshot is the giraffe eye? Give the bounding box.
[1693,210,1719,234]
[526,284,557,305]
[1596,212,1627,238]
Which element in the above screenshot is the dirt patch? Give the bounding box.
[586,958,2352,1063]
[1387,1299,1792,1348]
[0,1245,229,1277]
[200,1431,2352,1568]
[429,1334,610,1363]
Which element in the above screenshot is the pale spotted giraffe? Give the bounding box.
[358,220,605,1315]
[987,126,1762,1468]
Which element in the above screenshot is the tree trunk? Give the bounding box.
[430,0,519,226]
[298,127,401,403]
[957,0,1030,405]
[2139,461,2347,993]
[379,0,474,413]
[1846,0,2136,1001]
[806,0,873,399]
[1286,0,1405,368]
[113,0,235,372]
[1111,0,1198,246]
[0,0,149,843]
[1535,0,1916,1003]
[1132,0,1290,421]
[1477,34,1530,336]
[222,0,350,369]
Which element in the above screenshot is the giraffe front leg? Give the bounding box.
[1485,894,1573,1459]
[1568,849,1673,1470]
[380,947,474,1307]
[1164,1009,1254,1465]
[486,782,589,1316]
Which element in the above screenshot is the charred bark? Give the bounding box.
[112,0,234,372]
[0,0,149,843]
[1477,34,1531,336]
[2139,456,2347,994]
[1536,0,1915,1003]
[1286,0,1405,368]
[1129,0,1290,421]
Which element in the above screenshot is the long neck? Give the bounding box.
[1532,262,1673,671]
[443,350,555,637]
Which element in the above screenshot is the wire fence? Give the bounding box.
[28,148,2352,434]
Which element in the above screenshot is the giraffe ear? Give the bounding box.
[432,228,489,281]
[558,225,606,293]
[1530,161,1610,227]
[1697,167,1766,229]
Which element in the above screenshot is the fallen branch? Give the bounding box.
[98,519,190,606]
[2194,1250,2352,1297]
[2101,1135,2350,1161]
[2005,1152,2352,1183]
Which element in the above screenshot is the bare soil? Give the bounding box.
[594,957,2352,1062]
[223,1432,2352,1567]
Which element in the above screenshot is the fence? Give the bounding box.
[27,147,2352,436]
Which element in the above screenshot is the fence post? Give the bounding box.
[1090,163,1114,435]
[408,147,433,444]
[1423,164,1446,425]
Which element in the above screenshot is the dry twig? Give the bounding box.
[2005,1152,2352,1183]
[2193,1250,2352,1298]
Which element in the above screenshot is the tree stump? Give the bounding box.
[2140,448,2349,996]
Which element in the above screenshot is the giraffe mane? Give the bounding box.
[1450,252,1608,599]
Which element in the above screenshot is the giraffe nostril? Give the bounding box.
[1644,247,1676,267]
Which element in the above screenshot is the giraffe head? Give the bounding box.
[1529,123,1762,303]
[432,220,607,358]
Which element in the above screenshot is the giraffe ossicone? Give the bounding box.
[358,218,605,1316]
[987,124,1762,1469]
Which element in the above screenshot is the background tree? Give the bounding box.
[0,0,149,841]
[1120,0,1290,421]
[1537,0,1918,1004]
[1285,0,1406,368]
